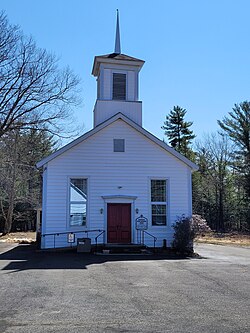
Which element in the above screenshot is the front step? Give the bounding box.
[95,243,152,255]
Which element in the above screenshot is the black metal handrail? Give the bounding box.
[142,230,157,251]
[95,230,106,252]
[41,229,104,249]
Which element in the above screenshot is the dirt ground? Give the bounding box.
[0,231,250,246]
[0,231,36,243]
[195,232,250,246]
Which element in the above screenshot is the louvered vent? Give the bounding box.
[113,139,125,152]
[113,73,126,100]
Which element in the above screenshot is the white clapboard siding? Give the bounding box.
[41,119,192,249]
[127,71,136,101]
[102,69,111,100]
[93,100,142,127]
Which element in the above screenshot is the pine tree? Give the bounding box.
[218,101,250,231]
[162,105,195,158]
[218,101,250,197]
[0,129,55,234]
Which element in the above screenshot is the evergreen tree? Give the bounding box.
[0,129,55,234]
[162,106,195,158]
[217,101,250,231]
[218,101,250,198]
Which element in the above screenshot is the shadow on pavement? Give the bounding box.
[0,244,199,272]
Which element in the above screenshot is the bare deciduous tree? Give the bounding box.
[192,133,249,231]
[0,12,81,234]
[0,12,80,138]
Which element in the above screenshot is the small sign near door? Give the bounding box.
[67,233,75,243]
[136,215,148,230]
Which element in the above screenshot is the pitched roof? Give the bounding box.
[92,53,145,76]
[36,113,198,171]
[95,53,144,62]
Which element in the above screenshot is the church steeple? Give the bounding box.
[92,12,145,127]
[114,10,121,54]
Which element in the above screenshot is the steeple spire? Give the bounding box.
[114,9,121,54]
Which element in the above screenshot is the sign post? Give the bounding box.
[136,215,148,245]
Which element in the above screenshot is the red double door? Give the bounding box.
[107,203,131,243]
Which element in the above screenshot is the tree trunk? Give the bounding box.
[218,186,224,232]
[3,199,14,234]
[3,173,15,234]
[3,135,17,235]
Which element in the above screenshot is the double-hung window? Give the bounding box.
[151,179,167,226]
[69,178,87,227]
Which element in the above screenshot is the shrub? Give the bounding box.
[191,214,211,235]
[172,215,195,254]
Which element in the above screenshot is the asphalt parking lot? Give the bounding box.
[0,242,249,333]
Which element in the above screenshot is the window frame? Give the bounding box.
[150,178,168,227]
[68,177,88,228]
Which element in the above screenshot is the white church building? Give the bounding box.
[37,14,198,250]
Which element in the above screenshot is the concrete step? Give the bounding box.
[95,243,152,255]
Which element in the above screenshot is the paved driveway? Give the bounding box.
[0,242,249,333]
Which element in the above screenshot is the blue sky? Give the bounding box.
[1,0,250,144]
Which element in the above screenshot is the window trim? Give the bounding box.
[67,177,89,229]
[149,178,168,227]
